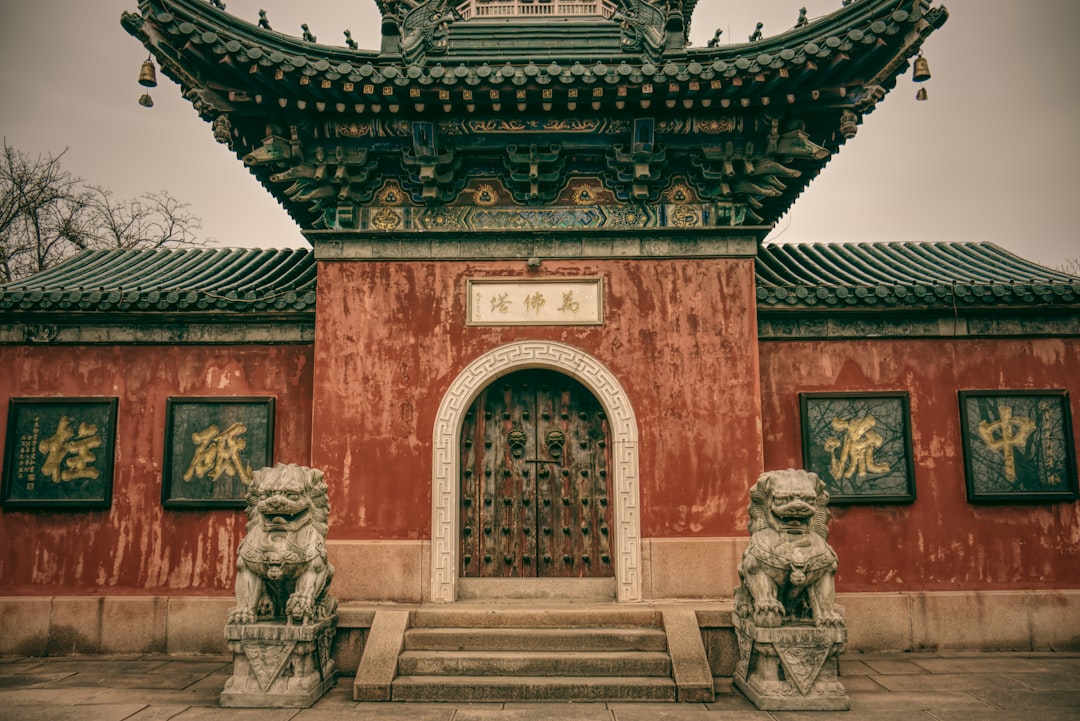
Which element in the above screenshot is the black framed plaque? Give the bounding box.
[162,396,274,508]
[958,390,1078,503]
[800,392,916,504]
[2,397,118,509]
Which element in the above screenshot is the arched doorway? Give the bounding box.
[431,341,641,603]
[459,369,614,580]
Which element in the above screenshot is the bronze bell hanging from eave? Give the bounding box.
[139,57,158,87]
[138,93,154,108]
[915,87,928,101]
[912,54,931,82]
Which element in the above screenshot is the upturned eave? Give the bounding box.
[121,0,947,234]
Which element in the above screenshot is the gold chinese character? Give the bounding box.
[977,404,1036,482]
[183,422,253,485]
[39,417,102,483]
[558,291,580,314]
[489,292,511,314]
[823,415,890,481]
[524,292,546,315]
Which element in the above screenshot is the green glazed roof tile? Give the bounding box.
[122,0,945,92]
[0,248,316,314]
[3,244,1078,317]
[756,242,1080,310]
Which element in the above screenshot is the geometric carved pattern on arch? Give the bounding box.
[432,340,641,603]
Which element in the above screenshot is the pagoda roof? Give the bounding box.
[123,0,946,106]
[121,0,947,236]
[4,244,1077,317]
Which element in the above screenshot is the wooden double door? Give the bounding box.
[459,369,614,578]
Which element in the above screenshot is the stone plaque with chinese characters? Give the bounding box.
[959,390,1078,502]
[162,397,275,508]
[2,397,118,509]
[800,392,916,504]
[467,278,603,326]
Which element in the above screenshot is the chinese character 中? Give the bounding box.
[977,404,1036,482]
[183,422,253,485]
[823,415,890,481]
[39,416,102,483]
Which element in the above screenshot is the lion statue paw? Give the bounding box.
[227,608,257,625]
[815,609,845,628]
[286,592,315,622]
[752,599,786,628]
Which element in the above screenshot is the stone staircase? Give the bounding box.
[354,605,715,703]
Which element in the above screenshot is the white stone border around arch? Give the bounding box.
[431,341,641,603]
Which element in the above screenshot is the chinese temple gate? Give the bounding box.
[1,0,1079,691]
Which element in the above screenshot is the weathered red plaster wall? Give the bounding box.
[0,345,314,595]
[311,258,763,541]
[760,337,1080,592]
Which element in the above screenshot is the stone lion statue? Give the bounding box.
[734,469,843,628]
[228,463,337,625]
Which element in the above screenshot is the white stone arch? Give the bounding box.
[431,341,641,603]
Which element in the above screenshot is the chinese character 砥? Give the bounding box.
[183,422,253,485]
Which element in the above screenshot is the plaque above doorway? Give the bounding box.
[466,278,603,326]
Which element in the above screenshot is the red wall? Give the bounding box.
[0,345,314,595]
[310,258,763,541]
[760,337,1080,592]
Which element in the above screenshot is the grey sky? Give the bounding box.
[1,1,1077,268]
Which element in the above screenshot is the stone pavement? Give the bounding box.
[1,651,1079,721]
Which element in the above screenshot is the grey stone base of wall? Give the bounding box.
[1,590,1078,675]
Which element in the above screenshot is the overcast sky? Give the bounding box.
[1,1,1078,268]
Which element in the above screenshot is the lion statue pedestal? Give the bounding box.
[732,469,849,711]
[220,464,338,709]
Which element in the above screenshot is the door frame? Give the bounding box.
[431,341,641,603]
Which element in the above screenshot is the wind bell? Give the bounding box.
[912,52,931,101]
[138,55,157,108]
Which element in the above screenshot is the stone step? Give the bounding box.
[397,650,673,677]
[410,605,661,629]
[355,606,717,704]
[391,674,677,702]
[403,626,669,652]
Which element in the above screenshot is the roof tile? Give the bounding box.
[0,248,316,314]
[3,243,1076,316]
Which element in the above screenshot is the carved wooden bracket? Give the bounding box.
[505,144,565,204]
[244,127,379,226]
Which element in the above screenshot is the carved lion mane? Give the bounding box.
[228,463,336,625]
[735,469,843,628]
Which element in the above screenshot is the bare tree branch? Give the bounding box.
[0,139,205,283]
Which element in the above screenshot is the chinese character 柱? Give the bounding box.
[39,416,102,483]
